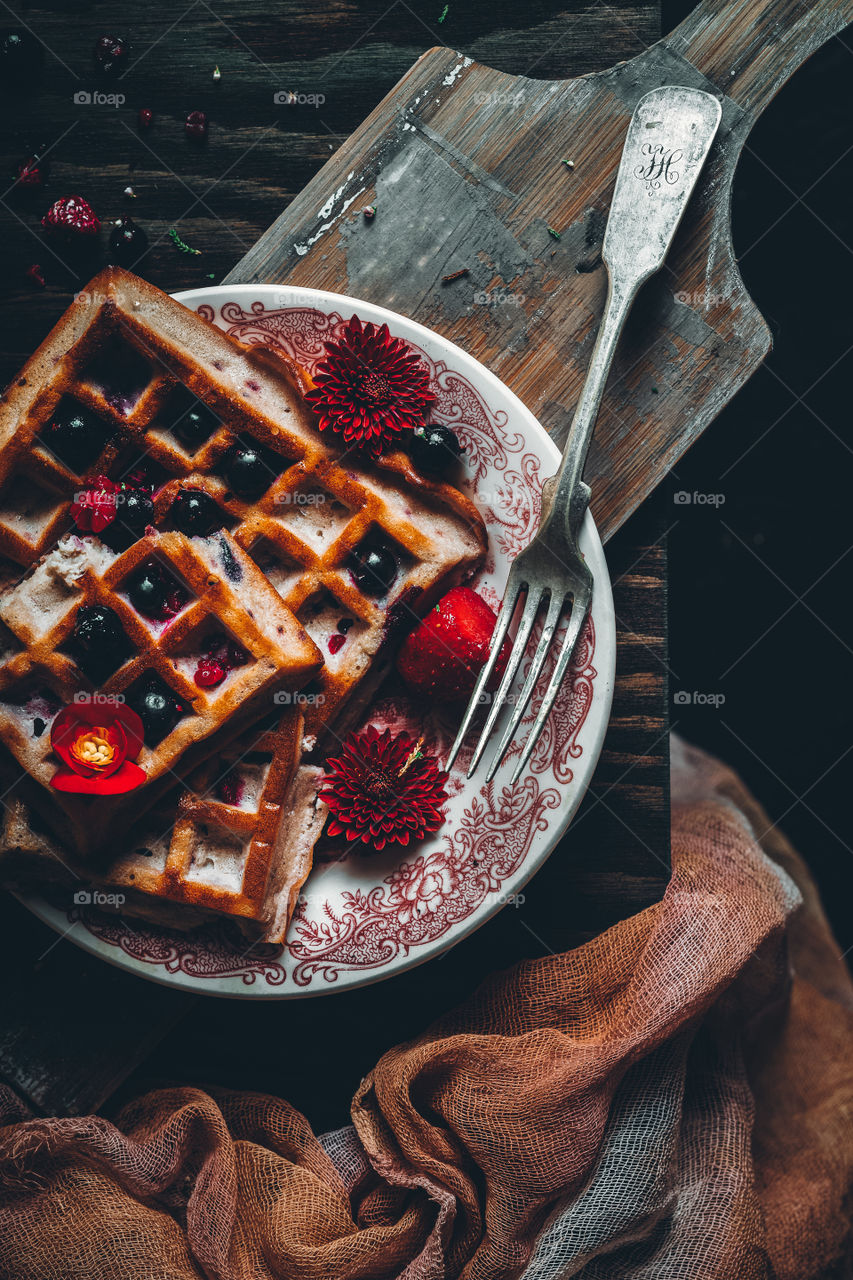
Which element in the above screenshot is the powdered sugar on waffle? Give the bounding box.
[0,267,487,937]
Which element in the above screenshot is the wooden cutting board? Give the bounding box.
[227,0,852,541]
[0,0,845,1119]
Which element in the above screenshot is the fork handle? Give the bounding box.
[540,86,722,541]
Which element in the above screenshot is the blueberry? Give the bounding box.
[43,405,106,472]
[225,446,273,499]
[218,536,242,583]
[101,487,155,551]
[1,30,44,88]
[130,680,184,745]
[173,401,219,449]
[121,489,154,535]
[128,567,167,619]
[72,604,130,679]
[407,424,463,475]
[350,544,398,595]
[172,489,221,536]
[108,216,148,267]
[377,586,423,658]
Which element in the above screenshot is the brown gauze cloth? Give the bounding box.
[0,736,851,1280]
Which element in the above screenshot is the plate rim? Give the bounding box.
[14,283,616,999]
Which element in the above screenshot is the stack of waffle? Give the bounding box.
[0,268,486,941]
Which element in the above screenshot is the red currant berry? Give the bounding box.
[194,658,226,688]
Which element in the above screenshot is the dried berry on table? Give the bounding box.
[108,216,148,266]
[42,196,100,239]
[93,34,131,75]
[185,111,208,142]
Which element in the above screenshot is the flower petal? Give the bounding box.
[51,760,147,794]
[109,702,145,758]
[50,707,86,770]
[50,700,145,777]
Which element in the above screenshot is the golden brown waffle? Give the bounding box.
[0,266,487,922]
[0,268,485,738]
[0,527,322,854]
[0,709,328,942]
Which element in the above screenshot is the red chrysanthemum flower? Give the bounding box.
[319,725,448,851]
[71,475,118,533]
[305,315,435,457]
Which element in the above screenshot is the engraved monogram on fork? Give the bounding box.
[634,143,683,193]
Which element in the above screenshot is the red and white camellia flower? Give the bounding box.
[50,698,146,795]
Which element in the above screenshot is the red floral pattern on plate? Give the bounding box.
[18,292,609,996]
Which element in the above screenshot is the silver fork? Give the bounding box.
[447,85,722,784]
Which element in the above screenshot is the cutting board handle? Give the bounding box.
[666,0,852,118]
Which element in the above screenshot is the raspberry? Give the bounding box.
[217,772,244,805]
[42,195,100,238]
[165,588,187,617]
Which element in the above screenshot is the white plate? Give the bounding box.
[16,286,615,998]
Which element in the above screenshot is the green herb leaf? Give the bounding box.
[169,228,202,256]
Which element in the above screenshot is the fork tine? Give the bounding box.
[485,588,566,783]
[445,574,525,772]
[466,584,545,778]
[510,587,592,784]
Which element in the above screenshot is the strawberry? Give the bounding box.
[41,195,100,238]
[397,585,511,701]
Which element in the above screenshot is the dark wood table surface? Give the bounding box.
[0,0,669,1122]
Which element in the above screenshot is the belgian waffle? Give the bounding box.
[0,708,328,941]
[0,266,487,930]
[0,527,322,854]
[0,267,485,738]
